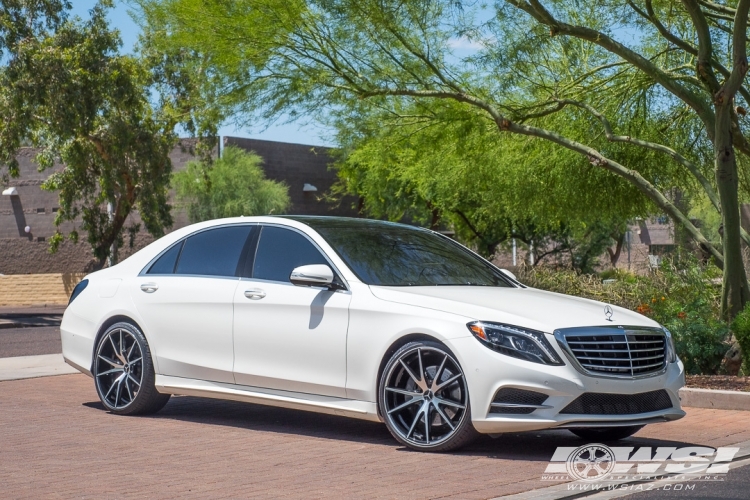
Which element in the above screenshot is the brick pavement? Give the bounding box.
[2,374,750,500]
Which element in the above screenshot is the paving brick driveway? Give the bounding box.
[2,374,750,499]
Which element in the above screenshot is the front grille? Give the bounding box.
[560,390,673,415]
[557,327,666,377]
[489,388,549,415]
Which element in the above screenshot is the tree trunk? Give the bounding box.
[607,231,625,268]
[715,104,750,320]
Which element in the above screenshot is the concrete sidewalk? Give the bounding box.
[0,353,78,381]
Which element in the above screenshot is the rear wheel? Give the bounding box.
[569,425,643,441]
[93,322,170,415]
[379,341,478,452]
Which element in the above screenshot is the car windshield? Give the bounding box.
[291,217,513,287]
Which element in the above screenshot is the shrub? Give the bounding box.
[517,257,729,374]
[173,146,291,222]
[732,304,750,375]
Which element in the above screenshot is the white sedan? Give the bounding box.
[61,216,685,452]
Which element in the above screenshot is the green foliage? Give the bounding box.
[0,1,177,268]
[519,257,729,374]
[732,305,750,375]
[173,146,290,222]
[135,0,750,318]
[333,103,647,265]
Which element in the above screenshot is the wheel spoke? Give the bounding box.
[387,396,423,415]
[406,402,425,439]
[431,401,456,430]
[98,355,122,369]
[430,354,448,392]
[103,377,118,400]
[385,386,422,397]
[124,376,133,403]
[434,373,462,392]
[114,378,122,407]
[126,341,136,361]
[424,402,431,444]
[434,396,465,410]
[398,359,426,391]
[127,373,141,387]
[96,367,123,377]
[417,348,425,387]
[128,356,143,366]
[108,334,119,358]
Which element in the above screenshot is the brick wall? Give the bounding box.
[224,137,359,216]
[0,273,87,306]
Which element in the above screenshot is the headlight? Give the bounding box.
[467,321,564,365]
[68,279,89,305]
[663,327,677,363]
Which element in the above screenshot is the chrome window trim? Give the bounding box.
[554,325,668,380]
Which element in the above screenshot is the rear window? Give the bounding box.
[174,226,253,277]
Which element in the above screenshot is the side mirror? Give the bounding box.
[290,264,334,288]
[500,269,517,281]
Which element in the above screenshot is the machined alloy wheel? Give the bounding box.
[93,322,170,415]
[380,341,477,452]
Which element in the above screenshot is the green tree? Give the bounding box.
[136,0,750,320]
[0,1,176,268]
[173,146,290,222]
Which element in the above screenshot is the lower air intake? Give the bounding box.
[560,389,673,415]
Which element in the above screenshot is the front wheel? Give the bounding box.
[93,322,170,415]
[569,425,643,441]
[379,341,478,452]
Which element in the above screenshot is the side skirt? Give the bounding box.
[154,374,382,423]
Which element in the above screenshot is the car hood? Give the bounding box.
[368,285,659,333]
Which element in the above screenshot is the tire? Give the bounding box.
[569,425,644,441]
[378,340,478,452]
[93,321,170,415]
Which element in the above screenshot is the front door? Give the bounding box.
[233,225,350,397]
[132,224,256,384]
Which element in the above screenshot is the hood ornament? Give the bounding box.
[604,305,614,322]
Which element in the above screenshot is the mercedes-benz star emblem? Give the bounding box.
[604,305,614,322]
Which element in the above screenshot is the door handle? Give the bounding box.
[140,283,159,293]
[244,288,266,300]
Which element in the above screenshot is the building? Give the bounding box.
[0,137,355,274]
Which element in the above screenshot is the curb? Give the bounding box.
[679,387,750,411]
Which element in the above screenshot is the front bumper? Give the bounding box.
[447,336,686,434]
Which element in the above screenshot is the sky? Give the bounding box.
[70,1,335,147]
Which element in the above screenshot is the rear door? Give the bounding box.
[232,224,351,397]
[132,224,256,384]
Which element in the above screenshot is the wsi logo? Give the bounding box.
[542,444,740,483]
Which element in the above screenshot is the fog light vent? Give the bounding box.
[489,388,550,415]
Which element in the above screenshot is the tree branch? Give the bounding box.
[682,0,723,94]
[507,0,717,134]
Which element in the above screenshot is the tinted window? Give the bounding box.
[253,226,328,282]
[175,226,253,277]
[299,219,511,287]
[147,241,183,274]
